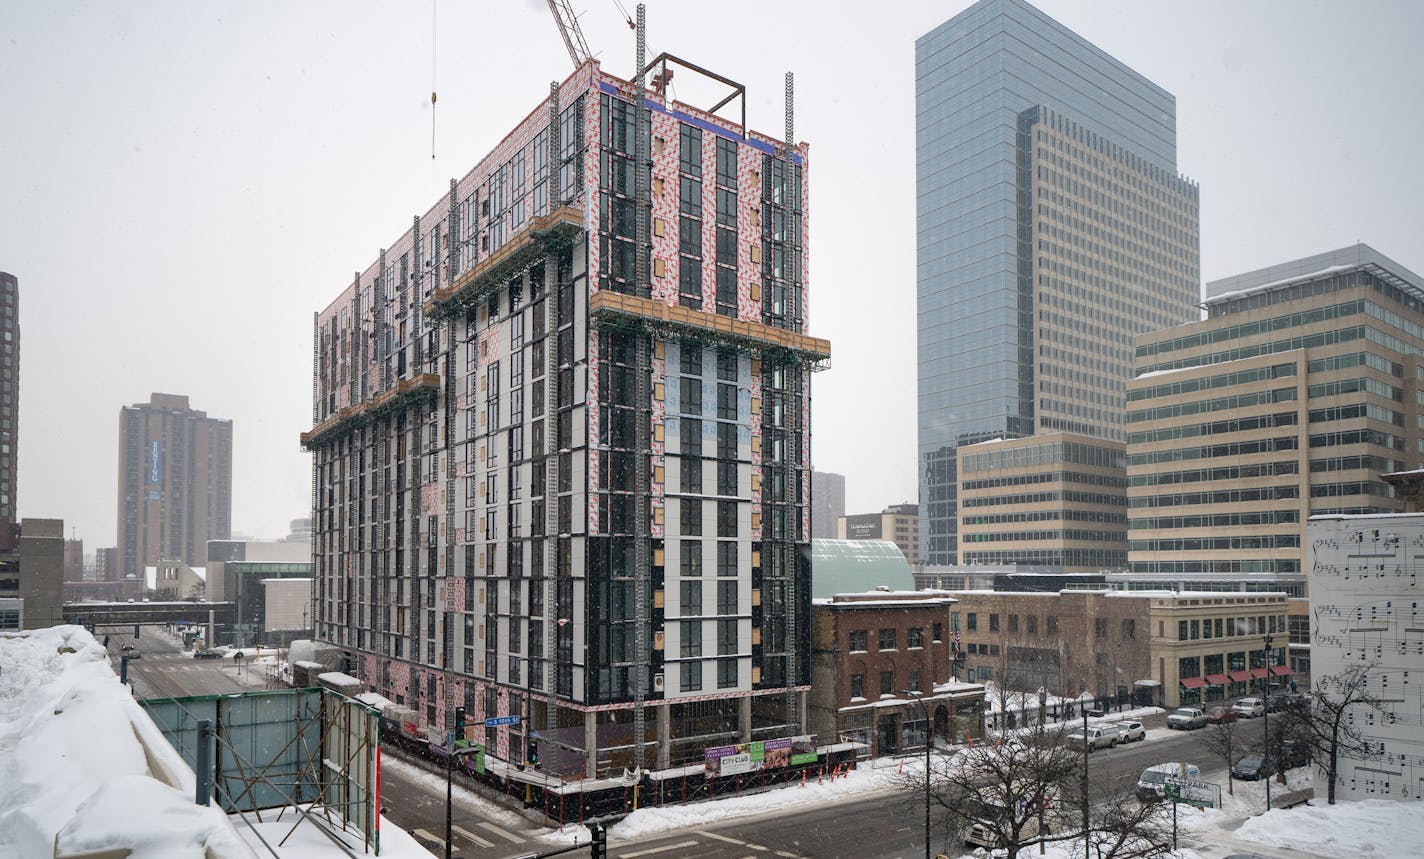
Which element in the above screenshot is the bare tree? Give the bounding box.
[895,726,1080,859]
[1275,663,1385,804]
[1197,718,1242,796]
[1083,784,1175,859]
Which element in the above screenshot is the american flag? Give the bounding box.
[952,626,962,659]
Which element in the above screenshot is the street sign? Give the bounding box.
[485,715,520,728]
[1165,784,1181,800]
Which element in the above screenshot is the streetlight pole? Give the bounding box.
[445,745,481,859]
[905,690,932,859]
[1261,632,1274,811]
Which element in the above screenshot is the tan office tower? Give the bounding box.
[117,393,232,578]
[957,433,1127,573]
[1125,245,1424,595]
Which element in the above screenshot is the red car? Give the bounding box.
[1206,705,1237,724]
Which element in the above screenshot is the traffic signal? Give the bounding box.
[455,707,466,733]
[134,624,140,639]
[528,738,539,766]
[588,822,606,859]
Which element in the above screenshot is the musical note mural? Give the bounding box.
[1310,515,1424,801]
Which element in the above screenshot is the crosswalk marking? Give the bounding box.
[621,840,699,858]
[452,825,494,848]
[477,821,526,844]
[699,831,745,845]
[413,828,448,848]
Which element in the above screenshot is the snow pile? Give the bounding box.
[1234,798,1424,857]
[0,625,249,858]
[233,805,433,858]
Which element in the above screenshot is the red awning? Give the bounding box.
[1180,677,1208,689]
[1271,665,1292,676]
[1251,667,1270,679]
[1204,674,1229,686]
[1229,670,1252,682]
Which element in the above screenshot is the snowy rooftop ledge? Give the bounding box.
[0,625,252,859]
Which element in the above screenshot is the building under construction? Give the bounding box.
[303,44,826,778]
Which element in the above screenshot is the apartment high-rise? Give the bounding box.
[915,0,1200,564]
[0,272,17,547]
[117,393,232,578]
[1125,245,1424,595]
[303,58,825,777]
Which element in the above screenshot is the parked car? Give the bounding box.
[1231,753,1277,781]
[1278,738,1311,770]
[1167,707,1208,730]
[194,649,224,660]
[1114,720,1146,743]
[1267,692,1307,713]
[1233,697,1266,719]
[1066,725,1118,751]
[1206,705,1237,724]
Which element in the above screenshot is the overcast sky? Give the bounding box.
[2,0,1422,550]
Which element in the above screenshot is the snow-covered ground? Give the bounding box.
[0,625,250,858]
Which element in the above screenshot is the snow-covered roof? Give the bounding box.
[1205,243,1424,301]
[0,626,247,856]
[811,539,915,599]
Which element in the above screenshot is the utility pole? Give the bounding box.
[1262,632,1274,811]
[1081,703,1089,858]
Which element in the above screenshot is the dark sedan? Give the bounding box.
[194,649,224,660]
[1231,754,1277,781]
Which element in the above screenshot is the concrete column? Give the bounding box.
[797,690,808,736]
[656,702,671,770]
[739,695,752,743]
[585,710,598,779]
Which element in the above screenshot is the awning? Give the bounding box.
[1204,674,1229,686]
[1229,670,1252,682]
[1271,665,1292,676]
[1251,667,1270,679]
[1180,677,1208,689]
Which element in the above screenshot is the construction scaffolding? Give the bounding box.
[141,687,383,856]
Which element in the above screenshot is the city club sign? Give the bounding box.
[704,738,798,776]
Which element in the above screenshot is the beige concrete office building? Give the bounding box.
[956,433,1127,573]
[838,503,919,565]
[1125,245,1424,595]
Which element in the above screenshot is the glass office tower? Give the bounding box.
[916,0,1199,564]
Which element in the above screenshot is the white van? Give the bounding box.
[1136,762,1199,801]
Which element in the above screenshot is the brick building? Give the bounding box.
[809,591,984,758]
[945,588,1290,709]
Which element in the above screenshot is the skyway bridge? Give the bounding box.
[63,600,236,629]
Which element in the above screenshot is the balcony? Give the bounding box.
[588,290,831,363]
[424,206,585,320]
[300,373,441,449]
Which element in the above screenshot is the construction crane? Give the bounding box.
[547,0,593,69]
